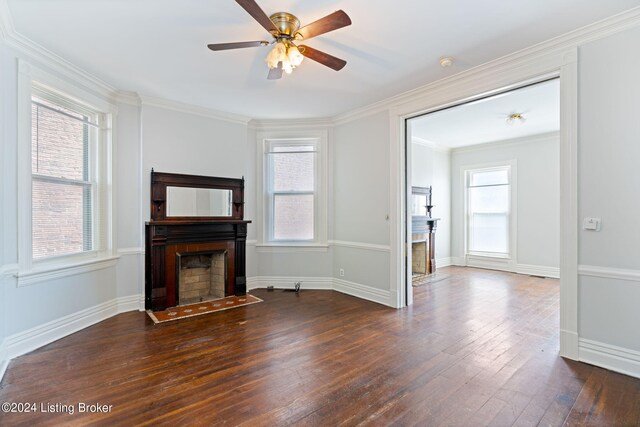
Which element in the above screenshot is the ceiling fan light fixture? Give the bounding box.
[265,41,286,69]
[287,44,304,67]
[506,112,526,125]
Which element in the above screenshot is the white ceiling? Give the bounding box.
[410,79,560,148]
[6,1,640,119]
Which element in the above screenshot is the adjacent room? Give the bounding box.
[1,0,640,425]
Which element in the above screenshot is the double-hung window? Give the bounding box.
[466,166,511,257]
[260,134,327,246]
[17,65,114,283]
[31,91,99,259]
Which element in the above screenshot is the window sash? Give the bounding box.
[266,139,319,243]
[466,166,511,256]
[30,92,99,261]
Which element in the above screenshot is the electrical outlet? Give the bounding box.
[339,268,345,277]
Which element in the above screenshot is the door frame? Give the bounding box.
[388,48,579,359]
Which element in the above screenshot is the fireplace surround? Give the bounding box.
[145,171,251,311]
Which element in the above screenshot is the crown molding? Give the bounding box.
[139,94,251,126]
[249,117,334,131]
[450,131,560,154]
[113,91,142,107]
[411,136,451,153]
[332,6,640,126]
[0,0,116,100]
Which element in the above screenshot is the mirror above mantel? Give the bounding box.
[149,170,245,221]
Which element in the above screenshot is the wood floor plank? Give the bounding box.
[1,266,639,426]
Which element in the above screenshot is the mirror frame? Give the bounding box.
[150,170,245,221]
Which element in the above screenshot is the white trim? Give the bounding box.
[332,7,640,126]
[117,247,144,256]
[391,49,579,357]
[0,263,18,277]
[246,276,392,307]
[0,0,116,99]
[450,257,466,266]
[579,338,640,379]
[578,265,640,282]
[333,278,391,307]
[247,276,333,291]
[0,338,8,383]
[3,294,142,366]
[450,131,560,154]
[256,129,329,247]
[113,91,142,107]
[329,240,391,252]
[250,117,333,130]
[516,264,560,279]
[466,255,512,273]
[139,94,250,126]
[410,136,451,153]
[254,244,329,253]
[436,257,452,268]
[16,256,119,287]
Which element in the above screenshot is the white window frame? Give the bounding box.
[256,130,328,249]
[462,160,517,269]
[16,60,117,286]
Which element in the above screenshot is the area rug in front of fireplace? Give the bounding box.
[147,294,263,324]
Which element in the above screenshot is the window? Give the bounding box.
[466,166,511,257]
[17,63,114,282]
[258,133,327,247]
[31,93,98,259]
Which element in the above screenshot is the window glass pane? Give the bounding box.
[469,213,508,253]
[271,152,314,192]
[468,186,509,213]
[32,180,92,258]
[273,194,314,240]
[32,100,88,181]
[470,169,509,186]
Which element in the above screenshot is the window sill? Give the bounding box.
[16,255,119,287]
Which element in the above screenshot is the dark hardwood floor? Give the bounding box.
[1,266,639,426]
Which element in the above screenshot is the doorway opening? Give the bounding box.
[405,78,561,303]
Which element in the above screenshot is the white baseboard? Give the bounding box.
[450,257,466,266]
[516,263,560,278]
[436,257,452,268]
[466,256,512,272]
[247,276,391,307]
[579,338,640,379]
[3,294,142,374]
[0,338,8,383]
[333,278,391,306]
[247,276,333,291]
[560,329,580,360]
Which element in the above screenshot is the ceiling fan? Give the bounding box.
[207,0,352,79]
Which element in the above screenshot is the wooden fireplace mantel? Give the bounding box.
[144,171,251,311]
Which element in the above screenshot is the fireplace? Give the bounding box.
[178,251,227,305]
[145,171,250,311]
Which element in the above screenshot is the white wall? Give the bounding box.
[577,26,640,356]
[450,133,560,274]
[332,111,391,291]
[410,140,451,263]
[0,42,141,370]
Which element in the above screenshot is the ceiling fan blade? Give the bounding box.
[295,10,351,40]
[235,0,279,34]
[299,45,346,71]
[207,41,269,51]
[267,62,283,80]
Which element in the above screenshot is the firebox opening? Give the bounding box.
[177,251,227,306]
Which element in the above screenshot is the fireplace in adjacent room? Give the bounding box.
[178,251,227,305]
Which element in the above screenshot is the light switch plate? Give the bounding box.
[583,217,601,231]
